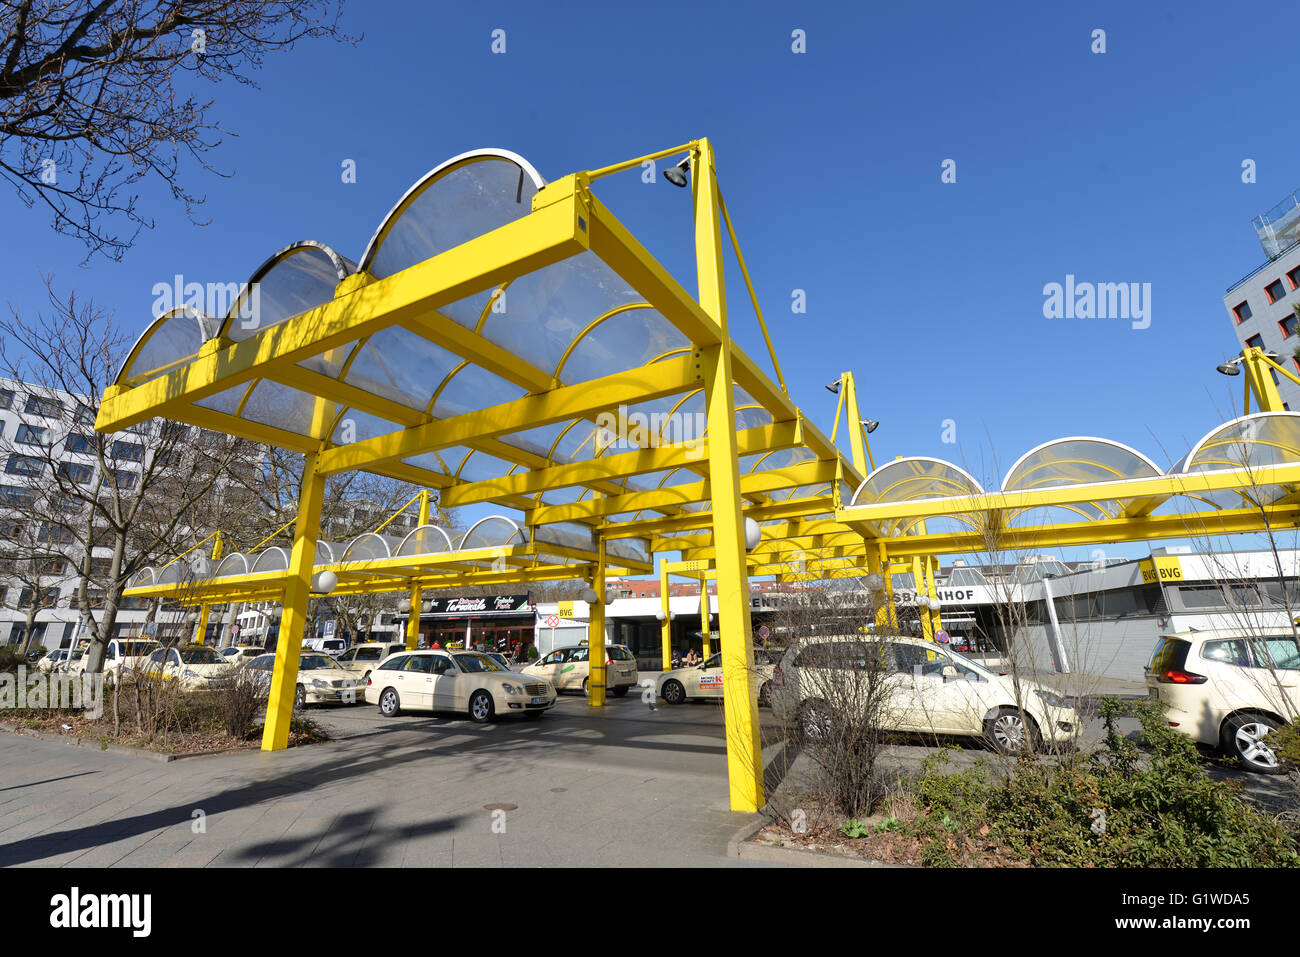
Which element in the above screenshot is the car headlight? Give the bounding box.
[1033,688,1069,709]
[182,669,198,678]
[311,679,326,687]
[501,682,521,695]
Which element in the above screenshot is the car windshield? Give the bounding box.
[300,655,340,671]
[179,647,225,665]
[120,642,158,657]
[453,653,502,673]
[1255,636,1300,670]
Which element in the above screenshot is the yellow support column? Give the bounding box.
[695,137,764,813]
[405,490,431,650]
[927,556,943,637]
[193,533,223,645]
[868,546,890,632]
[262,455,325,751]
[660,558,673,670]
[880,544,896,630]
[912,555,933,641]
[1243,347,1287,412]
[700,576,712,658]
[587,538,607,706]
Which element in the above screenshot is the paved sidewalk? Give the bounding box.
[0,694,769,868]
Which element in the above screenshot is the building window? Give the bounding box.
[0,485,36,507]
[72,404,96,427]
[161,423,189,442]
[111,469,138,490]
[154,449,183,468]
[111,440,144,462]
[37,522,74,545]
[1280,315,1299,339]
[1289,266,1300,290]
[1233,300,1253,323]
[22,395,63,418]
[15,423,49,446]
[0,389,12,410]
[1246,334,1265,350]
[58,461,93,484]
[39,556,68,576]
[64,432,95,454]
[5,454,43,477]
[1266,279,1286,304]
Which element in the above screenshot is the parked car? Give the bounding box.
[220,645,268,666]
[245,653,363,708]
[139,645,234,689]
[769,635,1079,754]
[365,650,556,722]
[520,643,638,696]
[303,636,347,656]
[1145,629,1299,773]
[657,650,780,706]
[334,641,408,682]
[35,648,76,674]
[67,639,161,686]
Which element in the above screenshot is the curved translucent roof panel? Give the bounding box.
[340,533,400,563]
[396,524,456,556]
[215,554,249,577]
[220,242,353,342]
[362,150,545,279]
[459,516,528,551]
[1178,412,1300,509]
[250,547,290,574]
[128,568,156,589]
[1002,437,1164,523]
[117,307,216,388]
[850,457,984,536]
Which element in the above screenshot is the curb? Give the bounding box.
[0,722,249,763]
[726,815,908,867]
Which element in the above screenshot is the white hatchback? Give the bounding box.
[1145,630,1299,773]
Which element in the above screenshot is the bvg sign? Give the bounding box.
[1140,557,1183,585]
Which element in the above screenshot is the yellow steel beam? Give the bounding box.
[694,139,763,814]
[97,185,590,433]
[314,354,701,476]
[532,460,837,526]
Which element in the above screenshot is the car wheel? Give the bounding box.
[612,685,628,697]
[469,690,495,723]
[662,680,686,705]
[797,699,834,743]
[1222,713,1284,773]
[985,707,1039,755]
[379,688,400,717]
[758,681,772,707]
[294,685,306,710]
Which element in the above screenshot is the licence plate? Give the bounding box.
[530,696,548,705]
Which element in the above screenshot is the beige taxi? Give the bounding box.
[657,650,782,706]
[246,653,363,708]
[139,644,234,689]
[520,643,638,696]
[365,650,556,722]
[1145,629,1299,773]
[769,635,1079,754]
[334,641,408,682]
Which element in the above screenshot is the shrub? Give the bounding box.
[901,697,1299,867]
[214,668,265,740]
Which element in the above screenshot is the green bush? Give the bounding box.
[902,698,1299,867]
[0,646,29,673]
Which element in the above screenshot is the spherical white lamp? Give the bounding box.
[743,517,761,551]
[580,587,599,604]
[311,570,338,594]
[864,572,885,592]
[398,598,412,614]
[916,595,930,610]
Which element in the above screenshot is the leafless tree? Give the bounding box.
[0,279,251,674]
[0,0,354,259]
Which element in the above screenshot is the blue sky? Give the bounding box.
[4,0,1299,564]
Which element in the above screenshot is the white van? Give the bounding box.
[303,636,347,656]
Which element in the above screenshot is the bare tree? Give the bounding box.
[0,280,251,674]
[0,0,353,258]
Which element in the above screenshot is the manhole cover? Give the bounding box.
[550,787,568,793]
[483,803,517,811]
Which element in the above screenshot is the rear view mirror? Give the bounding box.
[942,665,958,678]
